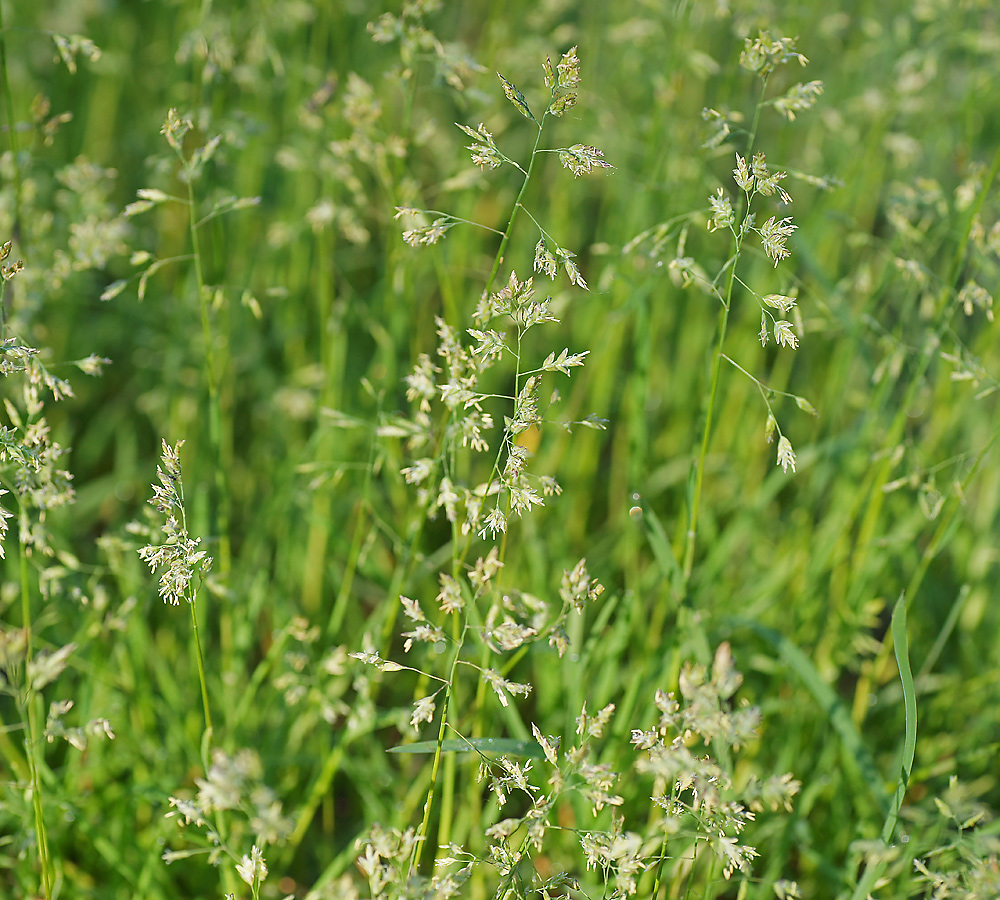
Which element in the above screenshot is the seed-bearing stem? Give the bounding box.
[482,115,548,298]
[185,173,232,579]
[682,78,769,584]
[408,108,554,883]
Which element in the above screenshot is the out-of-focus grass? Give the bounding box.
[1,1,998,898]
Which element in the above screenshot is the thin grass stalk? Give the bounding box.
[301,222,338,615]
[409,650,459,873]
[0,0,22,241]
[681,78,768,585]
[482,117,547,298]
[186,175,231,577]
[19,506,52,899]
[401,105,557,884]
[377,114,550,652]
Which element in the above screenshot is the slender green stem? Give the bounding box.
[0,0,23,242]
[176,475,236,893]
[745,76,769,154]
[407,109,552,883]
[173,473,214,739]
[682,286,732,582]
[186,176,231,576]
[409,617,468,874]
[648,781,680,898]
[188,593,213,737]
[19,505,52,899]
[681,77,769,584]
[482,117,548,298]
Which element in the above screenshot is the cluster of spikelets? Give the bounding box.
[351,644,800,900]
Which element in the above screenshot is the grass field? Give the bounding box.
[1,1,999,898]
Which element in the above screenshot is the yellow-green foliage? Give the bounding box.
[1,1,999,898]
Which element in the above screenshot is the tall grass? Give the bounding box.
[1,1,999,899]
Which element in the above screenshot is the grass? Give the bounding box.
[1,1,999,898]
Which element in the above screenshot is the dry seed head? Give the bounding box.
[456,410,492,451]
[764,413,777,443]
[437,573,464,613]
[487,618,537,651]
[401,622,444,652]
[503,443,532,479]
[1,255,23,281]
[750,153,769,182]
[701,107,737,149]
[562,254,587,289]
[236,845,268,888]
[763,293,797,313]
[401,457,435,485]
[733,154,753,191]
[957,281,994,321]
[470,546,503,593]
[548,92,577,117]
[539,474,561,496]
[161,108,192,150]
[479,506,507,540]
[532,723,560,764]
[507,479,544,516]
[458,122,503,169]
[349,649,404,673]
[399,595,425,622]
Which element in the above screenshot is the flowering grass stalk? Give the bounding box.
[359,45,612,886]
[118,110,260,581]
[4,3,1000,898]
[138,439,214,734]
[676,33,822,583]
[137,440,243,893]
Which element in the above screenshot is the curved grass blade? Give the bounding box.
[885,592,917,840]
[849,593,918,900]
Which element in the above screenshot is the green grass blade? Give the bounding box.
[885,592,917,842]
[849,593,918,900]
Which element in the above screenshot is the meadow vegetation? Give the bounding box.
[1,1,999,898]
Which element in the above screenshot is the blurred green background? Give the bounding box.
[1,0,999,897]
